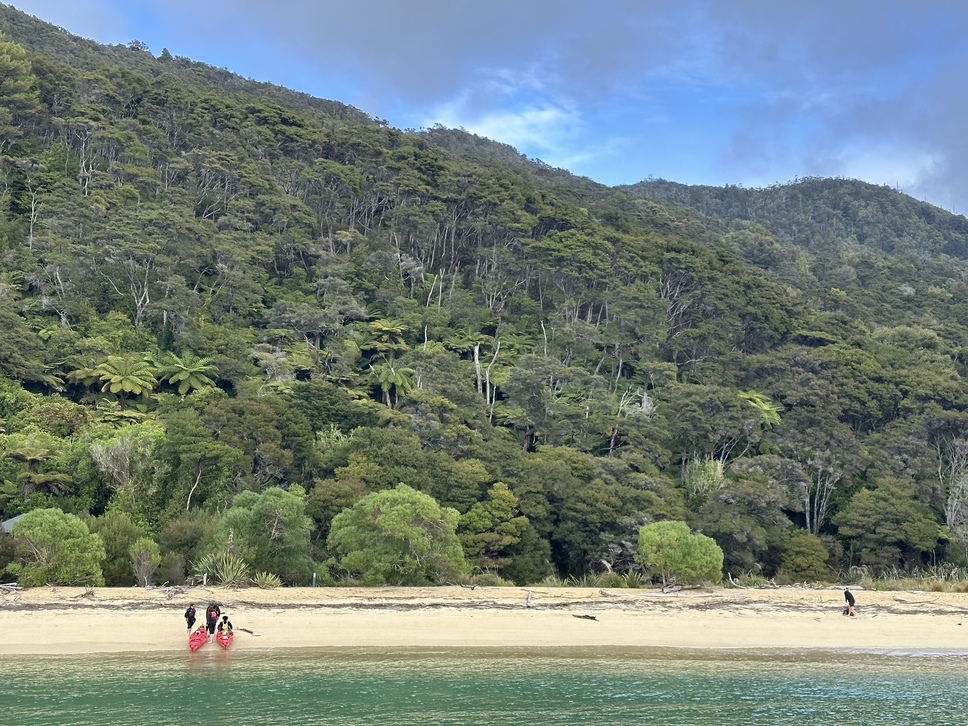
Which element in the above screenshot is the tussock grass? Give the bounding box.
[252,571,282,588]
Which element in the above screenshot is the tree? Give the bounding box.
[154,509,219,585]
[780,530,829,581]
[0,306,55,386]
[323,427,437,494]
[693,459,796,575]
[659,384,767,485]
[6,508,106,586]
[130,536,161,586]
[500,523,553,585]
[924,420,968,560]
[154,408,241,513]
[458,482,528,574]
[366,359,415,408]
[635,520,723,587]
[89,509,147,586]
[0,35,42,155]
[775,417,868,535]
[832,479,940,569]
[151,350,218,395]
[496,355,599,451]
[326,483,467,585]
[201,398,293,490]
[306,476,369,555]
[288,378,380,434]
[210,486,315,584]
[88,423,163,516]
[95,354,158,410]
[3,427,75,497]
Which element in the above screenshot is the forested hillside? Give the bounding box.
[1,4,967,588]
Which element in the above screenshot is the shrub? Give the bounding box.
[781,531,829,582]
[7,508,105,586]
[252,570,282,588]
[194,551,250,588]
[635,521,723,587]
[327,483,467,585]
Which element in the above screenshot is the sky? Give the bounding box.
[8,1,968,214]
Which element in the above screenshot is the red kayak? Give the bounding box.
[216,630,234,649]
[189,625,208,652]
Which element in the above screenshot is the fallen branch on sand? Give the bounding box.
[572,614,598,621]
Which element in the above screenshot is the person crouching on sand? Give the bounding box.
[844,588,856,616]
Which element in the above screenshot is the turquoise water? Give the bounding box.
[2,647,967,725]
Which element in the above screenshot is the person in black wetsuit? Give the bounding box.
[205,602,221,641]
[184,603,196,631]
[844,588,856,616]
[218,614,233,636]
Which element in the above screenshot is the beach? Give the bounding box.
[1,584,967,655]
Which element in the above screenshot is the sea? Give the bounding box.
[2,647,967,725]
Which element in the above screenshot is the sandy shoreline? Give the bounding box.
[2,584,967,655]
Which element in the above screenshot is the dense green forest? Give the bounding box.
[2,3,968,588]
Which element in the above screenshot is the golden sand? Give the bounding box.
[1,584,966,655]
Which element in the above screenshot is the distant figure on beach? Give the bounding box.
[205,602,221,641]
[844,588,856,616]
[184,603,196,631]
[218,614,233,635]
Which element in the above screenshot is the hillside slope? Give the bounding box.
[1,3,967,587]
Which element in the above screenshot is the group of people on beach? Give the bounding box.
[181,590,859,645]
[184,602,232,640]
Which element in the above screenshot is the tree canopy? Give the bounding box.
[6,507,106,586]
[326,483,467,585]
[635,520,724,587]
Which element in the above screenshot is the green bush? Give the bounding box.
[327,483,467,585]
[7,508,105,586]
[780,531,829,582]
[635,521,723,587]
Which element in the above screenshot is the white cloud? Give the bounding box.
[836,145,942,192]
[427,93,629,174]
[446,105,580,153]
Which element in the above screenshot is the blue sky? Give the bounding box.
[9,1,968,213]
